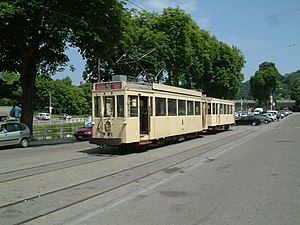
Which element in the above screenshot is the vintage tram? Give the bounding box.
[203,97,235,131]
[89,76,235,148]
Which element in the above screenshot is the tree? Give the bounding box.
[35,77,91,115]
[200,40,245,99]
[80,82,93,115]
[83,9,168,83]
[291,77,300,111]
[236,80,251,100]
[0,71,22,105]
[250,62,280,108]
[278,70,300,99]
[83,7,245,100]
[0,0,125,135]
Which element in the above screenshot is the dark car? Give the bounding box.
[74,123,92,141]
[235,115,262,126]
[59,114,72,120]
[254,115,273,124]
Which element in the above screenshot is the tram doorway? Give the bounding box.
[139,96,149,134]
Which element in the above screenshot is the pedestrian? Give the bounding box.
[276,112,280,121]
[0,124,7,133]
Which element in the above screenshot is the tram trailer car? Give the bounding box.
[89,79,208,147]
[203,97,235,131]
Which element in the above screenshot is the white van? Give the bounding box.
[253,108,263,115]
[37,113,51,120]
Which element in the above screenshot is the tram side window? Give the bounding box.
[218,104,222,114]
[178,100,186,115]
[212,103,216,115]
[207,103,211,114]
[117,95,124,117]
[150,97,153,116]
[155,97,166,116]
[104,96,115,117]
[94,96,101,118]
[168,99,177,116]
[128,96,138,117]
[195,101,201,115]
[187,101,194,115]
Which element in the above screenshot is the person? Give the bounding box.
[0,124,7,133]
[10,105,21,118]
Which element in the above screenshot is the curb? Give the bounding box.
[30,138,78,146]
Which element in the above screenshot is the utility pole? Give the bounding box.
[48,91,52,115]
[97,58,101,82]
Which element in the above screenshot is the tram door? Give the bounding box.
[139,96,149,134]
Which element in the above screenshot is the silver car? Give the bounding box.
[0,122,31,148]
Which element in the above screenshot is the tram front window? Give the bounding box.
[104,96,115,117]
[94,96,101,118]
[117,95,124,117]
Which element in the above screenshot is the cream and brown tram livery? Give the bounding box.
[89,78,207,147]
[203,97,235,131]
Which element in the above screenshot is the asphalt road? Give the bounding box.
[0,113,299,225]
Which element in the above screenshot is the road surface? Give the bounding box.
[0,113,299,225]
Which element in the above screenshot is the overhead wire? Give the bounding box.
[211,8,300,32]
[246,43,300,57]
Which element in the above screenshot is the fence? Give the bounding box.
[33,126,80,141]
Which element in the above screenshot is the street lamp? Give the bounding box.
[48,91,53,114]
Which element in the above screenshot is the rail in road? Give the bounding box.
[0,125,271,225]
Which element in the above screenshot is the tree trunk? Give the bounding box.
[20,55,37,139]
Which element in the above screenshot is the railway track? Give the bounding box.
[0,127,265,225]
[0,154,117,183]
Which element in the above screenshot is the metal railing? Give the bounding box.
[33,126,80,140]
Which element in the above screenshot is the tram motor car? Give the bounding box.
[89,76,235,148]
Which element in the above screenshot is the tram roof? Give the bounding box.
[93,80,202,97]
[202,96,234,104]
[126,82,202,97]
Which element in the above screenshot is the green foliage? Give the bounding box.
[277,70,300,99]
[0,0,125,133]
[200,41,245,99]
[83,9,168,82]
[35,77,92,115]
[0,71,22,105]
[250,62,280,107]
[84,7,245,99]
[236,80,251,100]
[291,77,300,110]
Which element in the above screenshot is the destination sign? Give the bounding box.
[95,82,123,91]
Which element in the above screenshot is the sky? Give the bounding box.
[53,0,300,85]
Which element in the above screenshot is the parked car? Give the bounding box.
[36,113,51,120]
[74,123,92,141]
[254,115,272,124]
[259,113,275,122]
[267,110,279,120]
[59,114,72,120]
[235,115,262,126]
[0,122,31,148]
[278,110,289,118]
